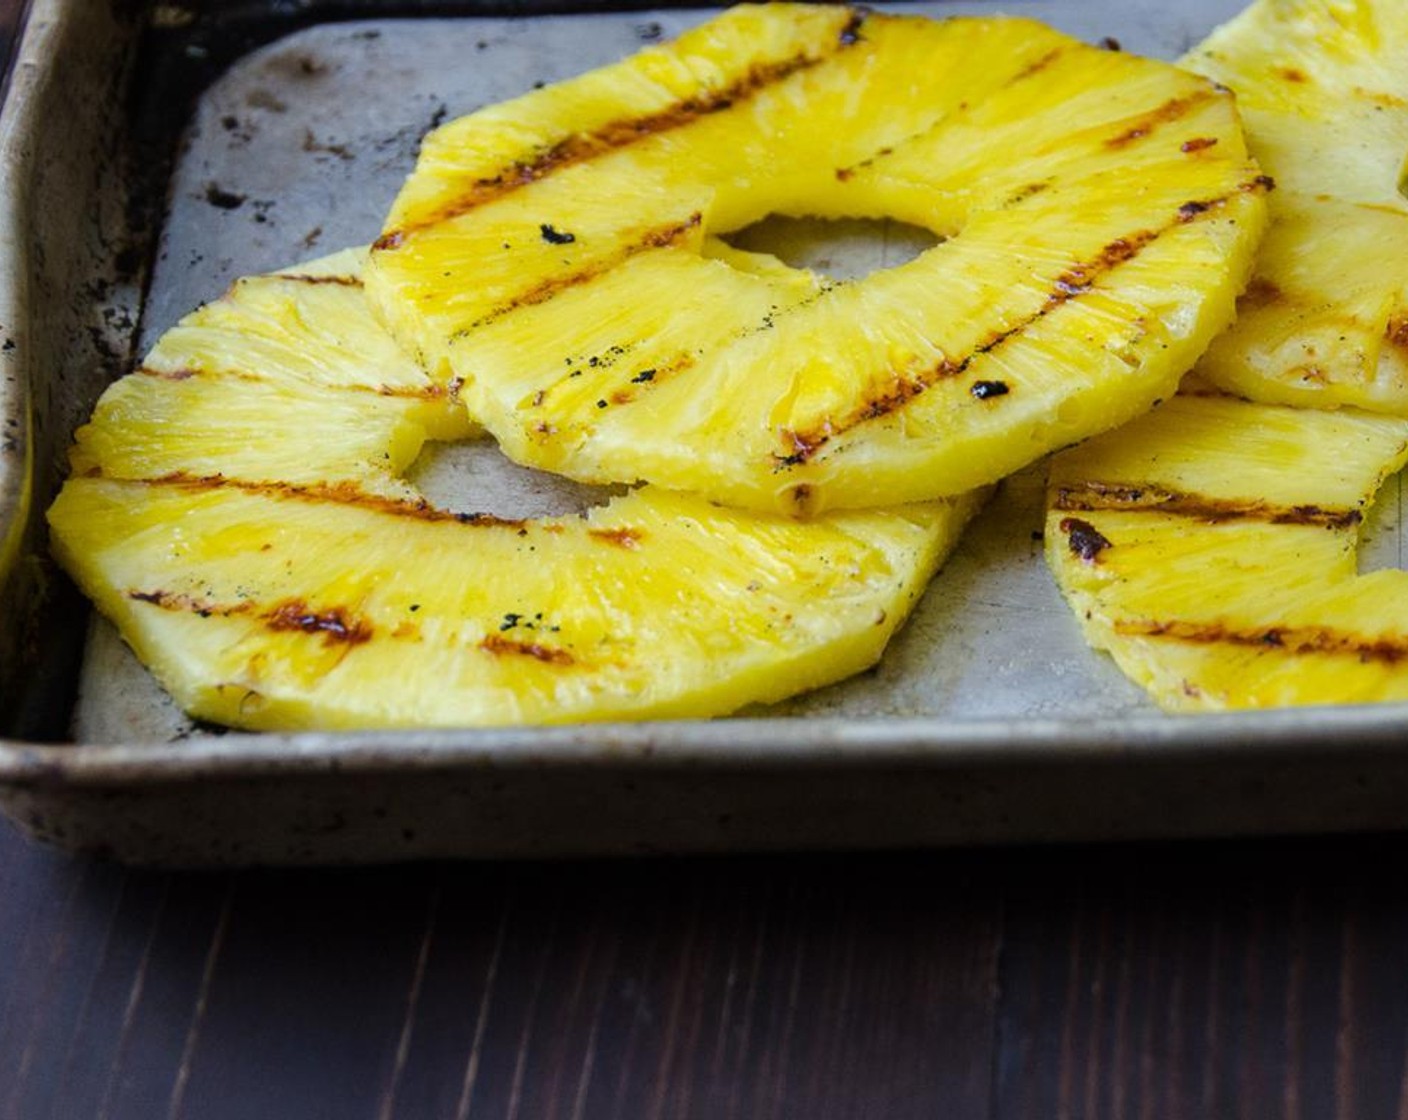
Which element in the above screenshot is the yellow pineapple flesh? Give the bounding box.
[1045,392,1408,710]
[1183,0,1408,411]
[366,3,1268,516]
[47,251,982,731]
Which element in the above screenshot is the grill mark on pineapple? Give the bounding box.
[532,352,695,412]
[273,273,363,287]
[376,19,866,244]
[127,589,373,645]
[1239,277,1379,335]
[134,364,452,401]
[774,175,1273,463]
[461,214,701,330]
[606,354,696,405]
[478,633,574,665]
[1114,619,1408,664]
[834,48,1069,183]
[588,526,643,549]
[1104,90,1216,150]
[141,366,199,381]
[265,599,373,644]
[1238,279,1407,352]
[142,472,529,529]
[774,212,1205,464]
[127,589,254,619]
[1355,88,1408,110]
[1009,45,1065,83]
[1053,481,1363,529]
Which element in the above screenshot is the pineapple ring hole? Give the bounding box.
[406,435,628,520]
[713,215,942,282]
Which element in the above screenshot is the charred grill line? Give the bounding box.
[834,48,1068,183]
[136,472,529,529]
[134,365,452,401]
[588,526,643,548]
[378,17,866,243]
[478,633,574,665]
[1236,275,1404,354]
[772,206,1211,466]
[128,590,372,645]
[265,600,373,644]
[1104,90,1215,150]
[1011,46,1065,83]
[603,354,695,406]
[1053,481,1363,529]
[127,589,252,619]
[463,214,702,331]
[531,352,673,412]
[140,366,198,381]
[1114,618,1408,664]
[273,273,363,287]
[1004,181,1050,207]
[773,174,1272,466]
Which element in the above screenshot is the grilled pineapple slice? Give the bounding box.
[1045,393,1408,710]
[1184,0,1408,411]
[48,250,982,731]
[366,3,1268,516]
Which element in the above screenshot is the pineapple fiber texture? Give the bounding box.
[365,3,1269,516]
[47,251,982,730]
[50,4,1290,732]
[1046,393,1408,709]
[1044,0,1408,711]
[1183,0,1408,411]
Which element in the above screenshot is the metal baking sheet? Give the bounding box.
[5,0,1408,863]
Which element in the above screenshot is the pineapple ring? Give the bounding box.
[47,249,983,731]
[1045,391,1408,710]
[366,3,1269,516]
[1184,0,1408,413]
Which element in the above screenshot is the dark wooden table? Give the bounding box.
[7,821,1408,1119]
[6,2,1408,1116]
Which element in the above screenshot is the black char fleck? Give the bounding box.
[1060,517,1112,562]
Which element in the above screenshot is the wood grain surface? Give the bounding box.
[6,823,1408,1119]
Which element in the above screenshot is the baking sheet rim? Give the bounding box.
[5,705,1408,787]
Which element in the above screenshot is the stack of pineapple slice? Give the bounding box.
[49,250,982,729]
[53,250,991,729]
[1044,0,1408,710]
[56,0,1404,730]
[1183,0,1408,412]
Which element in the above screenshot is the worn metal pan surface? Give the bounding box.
[3,0,1406,864]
